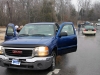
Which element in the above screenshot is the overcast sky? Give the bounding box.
[71,0,100,10]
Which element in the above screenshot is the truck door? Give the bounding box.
[5,23,17,41]
[57,22,77,55]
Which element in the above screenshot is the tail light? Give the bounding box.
[84,29,86,31]
[93,29,96,31]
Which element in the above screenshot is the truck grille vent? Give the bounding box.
[5,49,32,57]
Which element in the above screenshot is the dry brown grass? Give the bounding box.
[0,26,5,28]
[0,27,5,42]
[0,28,6,32]
[0,35,4,40]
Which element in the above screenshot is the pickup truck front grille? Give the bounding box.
[5,49,33,57]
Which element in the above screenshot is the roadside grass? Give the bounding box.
[0,35,4,40]
[0,27,5,42]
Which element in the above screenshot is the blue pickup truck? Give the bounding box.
[0,22,77,70]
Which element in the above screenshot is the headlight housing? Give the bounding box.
[0,46,4,55]
[34,46,49,57]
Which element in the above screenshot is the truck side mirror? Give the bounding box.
[59,32,68,37]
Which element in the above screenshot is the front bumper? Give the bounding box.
[0,55,53,70]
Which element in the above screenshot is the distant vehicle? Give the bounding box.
[95,21,100,26]
[98,19,100,21]
[80,21,94,30]
[91,22,94,25]
[79,21,91,28]
[84,21,91,25]
[82,25,96,35]
[95,19,100,26]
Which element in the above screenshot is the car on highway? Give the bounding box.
[82,25,96,35]
[0,22,77,70]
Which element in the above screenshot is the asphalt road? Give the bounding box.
[0,30,100,75]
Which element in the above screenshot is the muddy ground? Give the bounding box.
[0,28,6,43]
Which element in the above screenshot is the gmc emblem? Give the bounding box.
[12,50,22,54]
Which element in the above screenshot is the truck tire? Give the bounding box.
[49,51,56,71]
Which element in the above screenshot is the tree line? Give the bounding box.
[78,0,100,21]
[0,0,100,26]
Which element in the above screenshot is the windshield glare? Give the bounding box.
[19,24,55,37]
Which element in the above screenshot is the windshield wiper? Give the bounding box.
[31,34,46,36]
[18,34,29,36]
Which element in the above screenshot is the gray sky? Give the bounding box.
[71,0,100,10]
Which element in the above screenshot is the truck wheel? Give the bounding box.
[49,51,56,71]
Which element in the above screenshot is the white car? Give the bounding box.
[82,25,96,35]
[95,22,100,26]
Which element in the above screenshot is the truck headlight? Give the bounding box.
[0,46,4,55]
[34,46,49,56]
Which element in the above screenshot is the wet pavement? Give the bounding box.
[0,30,100,75]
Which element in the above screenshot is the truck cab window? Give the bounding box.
[61,25,74,35]
[7,26,14,34]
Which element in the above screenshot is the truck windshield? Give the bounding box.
[18,24,55,37]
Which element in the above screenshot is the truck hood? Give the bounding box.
[2,37,54,46]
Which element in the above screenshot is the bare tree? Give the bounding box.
[93,2,100,20]
[77,0,92,21]
[0,0,78,26]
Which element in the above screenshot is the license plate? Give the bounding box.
[12,59,20,65]
[88,30,92,31]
